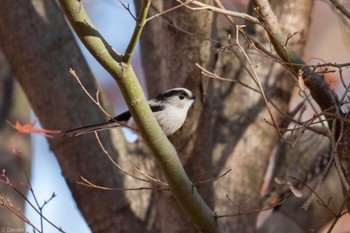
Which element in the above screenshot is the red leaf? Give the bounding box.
[7,118,61,138]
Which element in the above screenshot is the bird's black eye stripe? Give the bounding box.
[155,89,189,101]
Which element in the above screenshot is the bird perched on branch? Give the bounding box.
[61,88,197,137]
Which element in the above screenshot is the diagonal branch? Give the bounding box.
[253,0,343,127]
[123,0,150,64]
[58,0,224,232]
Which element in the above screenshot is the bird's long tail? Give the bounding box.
[61,121,121,137]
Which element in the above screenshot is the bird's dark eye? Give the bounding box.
[179,94,185,100]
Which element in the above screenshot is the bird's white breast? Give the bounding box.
[153,105,188,136]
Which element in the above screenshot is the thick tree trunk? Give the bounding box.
[213,1,314,231]
[0,1,143,232]
[137,0,313,232]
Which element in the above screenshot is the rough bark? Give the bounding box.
[256,0,350,231]
[0,1,143,232]
[215,1,313,231]
[137,0,312,232]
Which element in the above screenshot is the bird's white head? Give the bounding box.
[154,87,196,111]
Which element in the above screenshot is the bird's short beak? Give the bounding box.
[191,95,197,100]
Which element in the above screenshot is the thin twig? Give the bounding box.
[0,170,64,232]
[235,25,285,140]
[95,132,169,188]
[216,195,284,218]
[181,0,260,24]
[78,176,168,191]
[0,195,42,233]
[289,176,336,216]
[94,132,153,183]
[119,0,137,20]
[196,63,260,93]
[301,159,334,211]
[146,1,187,22]
[133,166,169,187]
[69,68,113,119]
[194,169,231,186]
[148,3,220,44]
[211,0,283,65]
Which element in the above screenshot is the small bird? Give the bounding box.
[61,88,197,137]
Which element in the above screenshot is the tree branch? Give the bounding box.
[123,0,150,64]
[184,0,260,24]
[253,0,343,125]
[58,0,223,232]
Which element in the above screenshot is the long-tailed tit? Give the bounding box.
[61,88,196,137]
